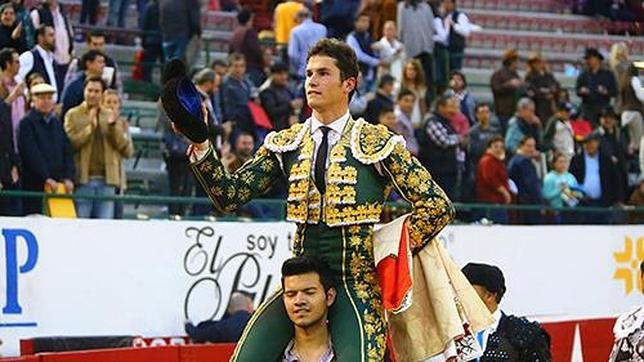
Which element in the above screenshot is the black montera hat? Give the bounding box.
[160,59,208,143]
[462,262,506,296]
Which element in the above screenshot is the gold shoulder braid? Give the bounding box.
[350,118,406,165]
[264,120,310,153]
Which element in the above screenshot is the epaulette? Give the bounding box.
[263,121,309,153]
[504,315,550,349]
[350,118,406,165]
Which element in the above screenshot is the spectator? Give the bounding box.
[0,99,20,216]
[462,263,552,360]
[80,0,98,25]
[260,62,303,132]
[627,175,644,224]
[364,74,395,124]
[60,50,107,117]
[569,134,621,223]
[375,20,404,85]
[542,153,581,223]
[491,49,522,132]
[394,88,419,155]
[346,12,381,94]
[617,63,643,155]
[221,131,255,174]
[209,60,227,124]
[359,0,393,40]
[467,103,501,168]
[418,95,461,198]
[159,0,200,62]
[158,101,192,216]
[193,68,228,148]
[12,0,34,50]
[609,42,630,112]
[597,107,628,199]
[508,136,543,224]
[397,0,435,97]
[30,0,73,85]
[288,7,327,86]
[348,72,374,118]
[222,53,257,138]
[400,58,428,128]
[64,77,132,219]
[0,3,26,53]
[230,9,265,87]
[0,48,26,150]
[18,25,59,97]
[576,48,617,127]
[185,292,255,343]
[476,135,511,223]
[18,83,74,215]
[141,0,163,83]
[319,0,360,40]
[102,88,133,219]
[64,31,123,94]
[377,105,396,132]
[273,0,304,50]
[441,0,472,71]
[25,72,45,109]
[505,98,542,154]
[543,102,575,161]
[445,70,475,125]
[107,0,129,29]
[280,256,337,362]
[524,52,560,124]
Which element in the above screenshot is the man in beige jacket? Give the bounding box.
[64,76,133,218]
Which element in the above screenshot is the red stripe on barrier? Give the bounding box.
[179,344,236,362]
[0,357,40,362]
[38,346,180,362]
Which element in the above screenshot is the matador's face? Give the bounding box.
[305,55,353,113]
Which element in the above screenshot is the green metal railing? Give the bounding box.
[1,189,642,223]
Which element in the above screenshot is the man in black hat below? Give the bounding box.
[575,48,617,127]
[462,263,552,362]
[259,62,303,132]
[569,131,622,223]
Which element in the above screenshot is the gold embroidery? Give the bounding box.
[325,202,382,226]
[350,118,406,165]
[263,121,308,153]
[327,163,358,185]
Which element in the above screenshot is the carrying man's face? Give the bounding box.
[283,272,336,329]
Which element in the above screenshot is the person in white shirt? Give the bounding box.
[441,0,472,71]
[17,24,59,99]
[462,263,552,361]
[374,21,405,86]
[29,0,73,84]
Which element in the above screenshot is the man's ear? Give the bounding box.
[326,287,337,307]
[344,77,357,95]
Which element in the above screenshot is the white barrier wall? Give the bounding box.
[0,217,642,356]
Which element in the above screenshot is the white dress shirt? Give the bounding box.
[18,45,58,102]
[310,110,350,180]
[478,308,503,352]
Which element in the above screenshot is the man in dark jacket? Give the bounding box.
[490,49,522,132]
[185,292,255,343]
[230,9,264,87]
[570,133,621,223]
[158,0,200,61]
[60,50,107,118]
[364,74,395,125]
[462,263,552,362]
[17,83,74,215]
[507,136,543,224]
[222,53,257,138]
[259,62,303,131]
[418,95,462,199]
[575,48,617,127]
[0,100,20,215]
